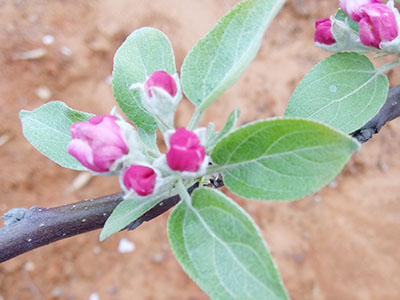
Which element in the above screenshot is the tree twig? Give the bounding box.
[351,85,400,142]
[1,85,400,263]
[0,184,201,263]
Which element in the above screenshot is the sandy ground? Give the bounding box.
[1,0,400,299]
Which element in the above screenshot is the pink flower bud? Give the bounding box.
[358,4,399,48]
[67,115,128,172]
[339,0,381,22]
[144,70,177,98]
[166,128,206,172]
[123,165,157,196]
[359,3,398,48]
[314,18,336,45]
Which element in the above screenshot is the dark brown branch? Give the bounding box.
[351,85,400,143]
[1,85,400,263]
[0,184,200,263]
[0,193,123,263]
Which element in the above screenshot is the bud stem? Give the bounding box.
[176,179,192,206]
[377,59,400,74]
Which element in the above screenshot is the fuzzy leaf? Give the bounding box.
[100,194,166,241]
[168,187,289,300]
[138,128,158,151]
[181,0,285,112]
[211,118,360,201]
[20,101,93,170]
[112,27,176,130]
[285,53,388,133]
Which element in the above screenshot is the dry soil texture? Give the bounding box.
[1,0,400,299]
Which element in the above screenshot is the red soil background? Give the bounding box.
[1,0,400,299]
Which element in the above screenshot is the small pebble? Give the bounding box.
[66,172,92,193]
[28,14,38,23]
[105,75,112,85]
[24,261,35,272]
[118,238,135,253]
[328,180,337,189]
[93,246,101,255]
[52,287,64,298]
[312,195,321,203]
[42,34,55,45]
[0,134,12,147]
[378,160,388,172]
[13,48,47,60]
[60,46,72,56]
[89,293,99,300]
[152,252,165,263]
[35,86,52,100]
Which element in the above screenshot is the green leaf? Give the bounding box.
[335,9,359,32]
[100,194,165,241]
[20,101,93,170]
[112,27,176,130]
[211,118,360,201]
[168,187,289,300]
[206,108,240,152]
[138,128,158,151]
[285,53,389,133]
[181,0,285,112]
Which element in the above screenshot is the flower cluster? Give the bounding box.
[315,0,400,52]
[67,71,207,198]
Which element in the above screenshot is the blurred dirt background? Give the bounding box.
[1,0,400,299]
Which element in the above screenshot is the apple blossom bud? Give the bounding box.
[130,70,181,132]
[339,0,381,22]
[166,128,206,172]
[359,3,398,48]
[144,70,177,98]
[314,18,336,45]
[122,165,157,196]
[67,115,128,172]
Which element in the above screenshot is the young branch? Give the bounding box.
[1,86,400,263]
[0,184,199,263]
[351,85,400,143]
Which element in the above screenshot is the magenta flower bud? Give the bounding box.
[339,0,381,22]
[314,18,336,45]
[123,165,157,196]
[166,128,206,172]
[67,115,129,172]
[358,3,399,48]
[144,70,177,98]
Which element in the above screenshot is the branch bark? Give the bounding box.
[351,85,400,142]
[1,85,400,263]
[0,184,200,263]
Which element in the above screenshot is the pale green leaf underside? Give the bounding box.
[100,194,165,241]
[285,52,388,133]
[211,118,360,201]
[168,188,289,300]
[138,127,158,151]
[112,27,176,131]
[181,0,285,112]
[20,101,93,171]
